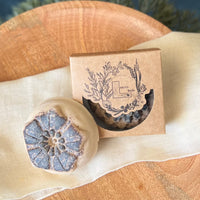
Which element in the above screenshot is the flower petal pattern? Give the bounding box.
[24,120,43,142]
[35,113,50,131]
[49,110,66,131]
[24,109,83,172]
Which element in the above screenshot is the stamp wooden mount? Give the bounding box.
[70,49,165,138]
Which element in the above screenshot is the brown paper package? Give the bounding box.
[70,49,165,138]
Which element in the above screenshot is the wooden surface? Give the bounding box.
[46,156,200,200]
[0,1,170,82]
[0,1,199,199]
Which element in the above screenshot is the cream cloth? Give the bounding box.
[0,32,200,200]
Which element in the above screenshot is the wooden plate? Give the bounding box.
[0,1,199,199]
[0,1,170,82]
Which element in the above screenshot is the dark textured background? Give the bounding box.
[0,0,200,32]
[0,0,199,20]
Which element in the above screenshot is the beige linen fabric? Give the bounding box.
[0,32,200,200]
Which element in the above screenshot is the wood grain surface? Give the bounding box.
[0,0,170,82]
[0,1,199,199]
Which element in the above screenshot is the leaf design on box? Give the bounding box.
[84,59,150,117]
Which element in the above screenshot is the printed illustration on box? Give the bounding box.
[82,59,154,131]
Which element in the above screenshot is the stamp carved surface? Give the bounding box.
[24,110,83,172]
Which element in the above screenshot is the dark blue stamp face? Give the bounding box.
[24,109,83,172]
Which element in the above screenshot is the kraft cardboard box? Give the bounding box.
[70,49,165,138]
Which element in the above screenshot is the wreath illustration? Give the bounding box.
[84,60,147,116]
